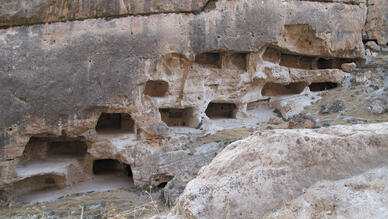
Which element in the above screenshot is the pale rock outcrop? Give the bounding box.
[368,100,386,114]
[174,123,388,219]
[364,0,388,44]
[365,41,382,52]
[265,167,388,219]
[341,62,357,72]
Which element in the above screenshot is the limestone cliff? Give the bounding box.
[0,0,386,214]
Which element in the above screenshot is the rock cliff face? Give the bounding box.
[0,0,386,208]
[364,0,388,44]
[174,123,388,218]
[0,0,209,27]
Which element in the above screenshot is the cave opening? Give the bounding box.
[362,39,378,44]
[11,137,88,198]
[195,52,222,68]
[11,174,67,196]
[22,137,87,161]
[0,190,7,203]
[92,159,133,178]
[205,102,237,119]
[159,108,193,127]
[151,174,173,188]
[144,80,169,97]
[95,113,135,133]
[316,58,357,69]
[263,47,361,70]
[317,58,337,69]
[263,47,315,70]
[262,47,281,63]
[46,140,87,156]
[158,182,168,188]
[230,53,248,71]
[308,82,338,92]
[261,82,307,96]
[279,54,315,69]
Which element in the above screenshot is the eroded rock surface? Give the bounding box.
[364,0,388,44]
[0,0,387,212]
[174,123,388,218]
[0,0,368,200]
[0,0,210,27]
[266,167,388,219]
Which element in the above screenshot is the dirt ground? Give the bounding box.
[0,186,168,219]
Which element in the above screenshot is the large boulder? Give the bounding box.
[174,123,388,218]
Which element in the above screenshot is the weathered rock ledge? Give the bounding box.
[0,0,210,27]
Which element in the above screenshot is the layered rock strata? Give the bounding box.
[0,0,370,202]
[0,0,210,27]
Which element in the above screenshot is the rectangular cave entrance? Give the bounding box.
[11,174,67,197]
[195,52,222,68]
[159,108,194,127]
[316,58,362,69]
[262,47,361,70]
[279,54,315,70]
[22,137,87,161]
[229,53,248,71]
[261,82,307,96]
[95,113,135,133]
[262,47,281,63]
[144,80,169,97]
[317,58,344,69]
[205,102,237,119]
[262,47,315,70]
[93,159,132,178]
[309,82,338,92]
[11,137,89,198]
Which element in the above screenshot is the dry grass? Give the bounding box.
[0,186,168,219]
[107,187,161,219]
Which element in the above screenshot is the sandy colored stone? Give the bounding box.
[0,0,366,157]
[364,0,388,44]
[365,41,382,52]
[0,0,374,204]
[341,62,357,72]
[0,0,209,27]
[174,123,388,218]
[265,167,388,219]
[368,100,386,114]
